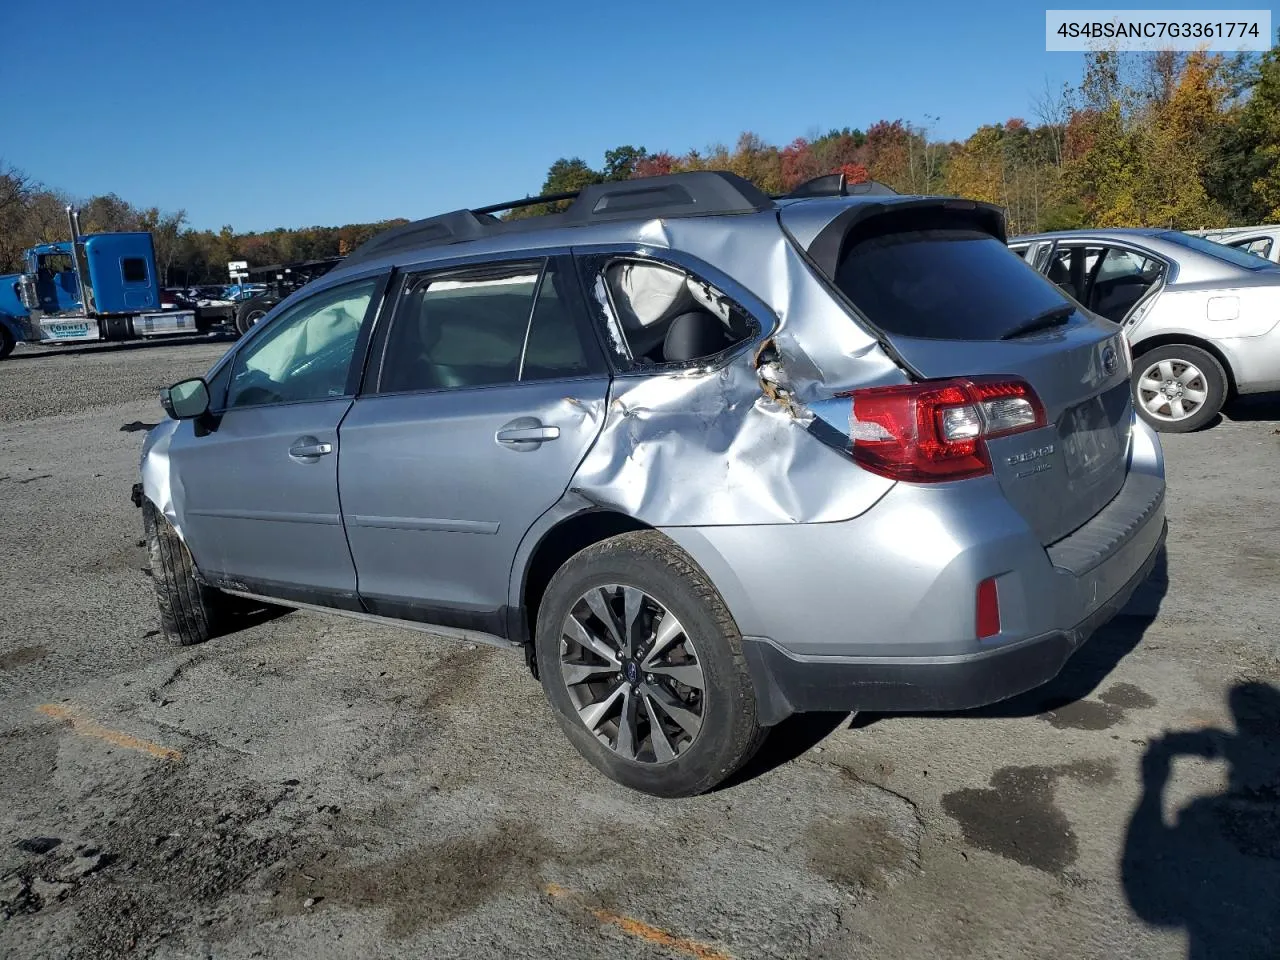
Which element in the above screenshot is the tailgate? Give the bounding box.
[885,330,1133,544]
[792,200,1133,544]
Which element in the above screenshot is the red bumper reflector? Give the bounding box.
[976,577,1001,639]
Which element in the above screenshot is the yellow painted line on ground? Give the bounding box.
[36,704,183,761]
[544,883,732,960]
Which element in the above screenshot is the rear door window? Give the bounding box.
[375,258,599,394]
[578,255,760,369]
[1045,245,1103,304]
[834,229,1072,340]
[1090,248,1164,322]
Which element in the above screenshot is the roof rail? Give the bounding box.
[344,171,775,265]
[472,190,578,216]
[779,174,899,200]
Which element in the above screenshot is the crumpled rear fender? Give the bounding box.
[567,220,905,527]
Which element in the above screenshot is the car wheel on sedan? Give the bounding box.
[535,531,766,797]
[1132,343,1227,433]
[142,499,233,646]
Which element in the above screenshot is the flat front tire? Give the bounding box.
[536,531,765,797]
[143,500,229,646]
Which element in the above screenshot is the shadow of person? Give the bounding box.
[1122,681,1280,959]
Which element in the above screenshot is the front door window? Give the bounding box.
[227,279,379,408]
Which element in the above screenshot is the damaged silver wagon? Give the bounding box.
[137,172,1167,796]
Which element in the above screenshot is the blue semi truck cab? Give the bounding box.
[0,206,198,359]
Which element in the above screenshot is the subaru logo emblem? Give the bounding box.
[1102,344,1118,376]
[624,661,639,684]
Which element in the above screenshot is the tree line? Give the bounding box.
[3,45,1279,284]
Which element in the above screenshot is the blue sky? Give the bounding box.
[0,0,1251,231]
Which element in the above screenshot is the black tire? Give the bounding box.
[142,500,230,646]
[1131,343,1228,433]
[535,531,765,797]
[234,300,270,336]
[0,324,14,360]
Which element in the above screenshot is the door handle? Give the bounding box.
[289,437,333,462]
[496,425,560,444]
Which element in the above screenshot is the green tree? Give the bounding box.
[603,145,647,181]
[543,157,603,195]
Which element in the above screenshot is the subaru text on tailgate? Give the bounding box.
[137,172,1166,796]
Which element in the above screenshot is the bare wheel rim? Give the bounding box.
[559,584,705,764]
[1137,358,1209,422]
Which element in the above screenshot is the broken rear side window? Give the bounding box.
[598,260,756,367]
[834,229,1072,341]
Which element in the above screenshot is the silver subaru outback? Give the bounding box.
[137,172,1167,797]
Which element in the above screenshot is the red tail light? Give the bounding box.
[845,377,1045,482]
[976,576,1001,638]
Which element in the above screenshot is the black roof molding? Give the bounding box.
[568,171,773,222]
[343,210,499,265]
[344,171,775,265]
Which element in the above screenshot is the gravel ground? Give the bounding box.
[0,341,1277,960]
[0,336,234,423]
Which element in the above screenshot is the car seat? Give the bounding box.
[663,310,735,361]
[1047,256,1081,301]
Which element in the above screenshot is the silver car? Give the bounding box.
[1012,229,1280,432]
[138,173,1167,796]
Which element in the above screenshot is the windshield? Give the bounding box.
[1158,231,1277,271]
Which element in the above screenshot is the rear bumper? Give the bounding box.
[741,520,1165,724]
[661,415,1167,726]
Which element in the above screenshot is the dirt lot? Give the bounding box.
[1,339,1277,960]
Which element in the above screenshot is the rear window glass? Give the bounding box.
[834,229,1073,340]
[1157,230,1277,270]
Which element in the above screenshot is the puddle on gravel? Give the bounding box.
[1045,682,1158,730]
[0,645,48,671]
[1100,683,1158,711]
[941,759,1117,875]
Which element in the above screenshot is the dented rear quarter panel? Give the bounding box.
[560,211,905,528]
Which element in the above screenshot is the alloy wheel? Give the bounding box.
[558,584,705,763]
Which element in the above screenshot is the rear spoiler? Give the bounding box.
[776,173,899,200]
[805,198,1007,281]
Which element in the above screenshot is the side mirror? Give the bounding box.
[160,377,210,420]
